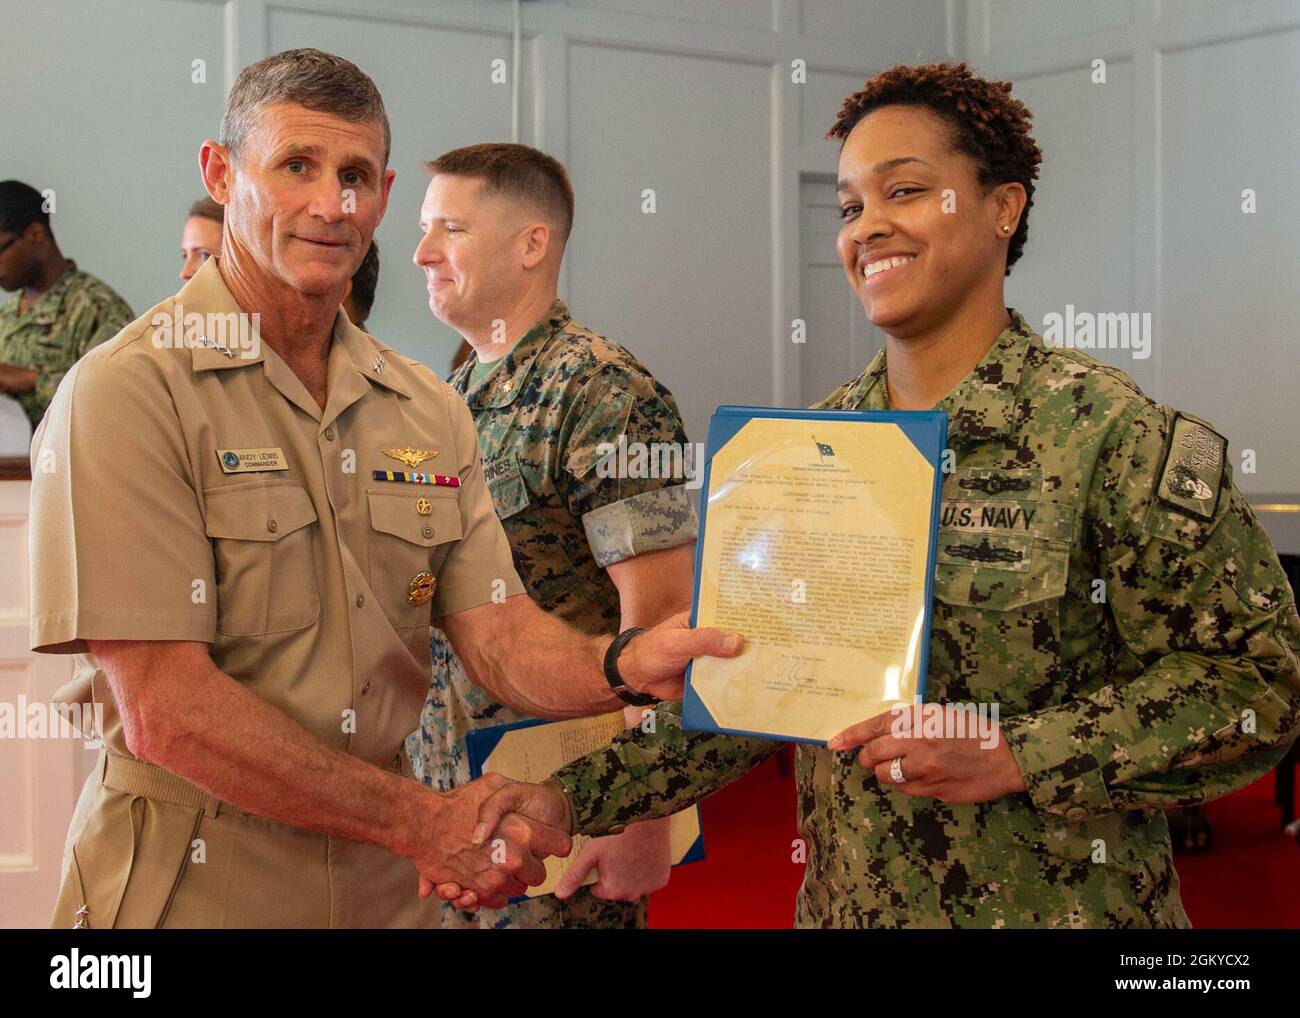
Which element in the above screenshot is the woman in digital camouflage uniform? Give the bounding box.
[459,62,1300,929]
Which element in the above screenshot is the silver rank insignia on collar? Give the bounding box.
[200,336,235,358]
[372,355,386,375]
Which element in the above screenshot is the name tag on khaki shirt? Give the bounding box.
[216,447,289,473]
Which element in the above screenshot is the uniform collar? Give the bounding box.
[936,308,1035,446]
[179,258,408,388]
[455,298,571,408]
[827,308,1036,446]
[175,258,264,371]
[10,259,80,325]
[336,315,411,399]
[827,347,888,410]
[179,258,410,421]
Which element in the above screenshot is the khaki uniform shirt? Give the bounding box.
[552,309,1300,928]
[0,259,132,427]
[406,300,697,928]
[30,258,522,928]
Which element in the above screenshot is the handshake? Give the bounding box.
[410,773,578,911]
[405,614,746,910]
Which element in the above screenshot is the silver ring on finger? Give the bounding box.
[889,756,907,784]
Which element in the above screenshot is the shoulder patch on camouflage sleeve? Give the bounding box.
[1156,412,1226,521]
[563,384,633,482]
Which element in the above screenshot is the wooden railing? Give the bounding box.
[0,457,30,482]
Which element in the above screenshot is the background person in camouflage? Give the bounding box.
[461,63,1300,928]
[0,180,132,427]
[408,143,698,928]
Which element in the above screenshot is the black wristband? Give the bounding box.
[602,627,656,706]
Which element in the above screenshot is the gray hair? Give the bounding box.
[220,48,391,166]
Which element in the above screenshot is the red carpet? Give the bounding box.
[647,748,1300,928]
[1174,774,1300,927]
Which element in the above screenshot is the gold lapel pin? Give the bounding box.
[415,497,433,516]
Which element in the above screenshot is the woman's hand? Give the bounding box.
[828,704,1027,804]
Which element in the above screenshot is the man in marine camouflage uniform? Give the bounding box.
[408,144,698,928]
[0,180,132,427]
[476,309,1300,927]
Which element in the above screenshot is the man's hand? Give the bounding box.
[433,778,575,913]
[0,363,37,394]
[553,817,672,902]
[619,610,744,701]
[412,773,572,909]
[440,599,741,719]
[827,704,1027,804]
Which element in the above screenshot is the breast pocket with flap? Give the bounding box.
[367,488,463,628]
[203,480,320,637]
[931,531,1072,709]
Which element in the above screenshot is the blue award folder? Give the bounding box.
[682,405,947,745]
[467,716,705,899]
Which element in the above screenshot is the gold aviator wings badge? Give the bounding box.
[383,447,438,469]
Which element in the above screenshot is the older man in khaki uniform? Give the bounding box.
[30,48,738,929]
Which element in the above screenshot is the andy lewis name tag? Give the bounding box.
[217,448,289,474]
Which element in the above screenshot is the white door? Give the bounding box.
[0,478,83,928]
[798,175,884,408]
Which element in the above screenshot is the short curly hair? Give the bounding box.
[827,62,1042,275]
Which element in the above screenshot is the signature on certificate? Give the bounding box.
[774,655,820,684]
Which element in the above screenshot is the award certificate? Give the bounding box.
[683,406,947,744]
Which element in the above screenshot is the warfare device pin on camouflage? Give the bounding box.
[959,474,1032,496]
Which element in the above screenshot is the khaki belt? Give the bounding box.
[100,749,407,823]
[101,751,233,818]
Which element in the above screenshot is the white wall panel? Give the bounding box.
[565,43,773,441]
[567,0,774,31]
[798,175,880,406]
[800,68,870,148]
[800,0,951,51]
[1001,61,1140,381]
[0,481,79,928]
[266,4,534,370]
[0,0,228,318]
[1159,28,1300,495]
[976,0,1132,54]
[1158,0,1243,16]
[966,0,1300,525]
